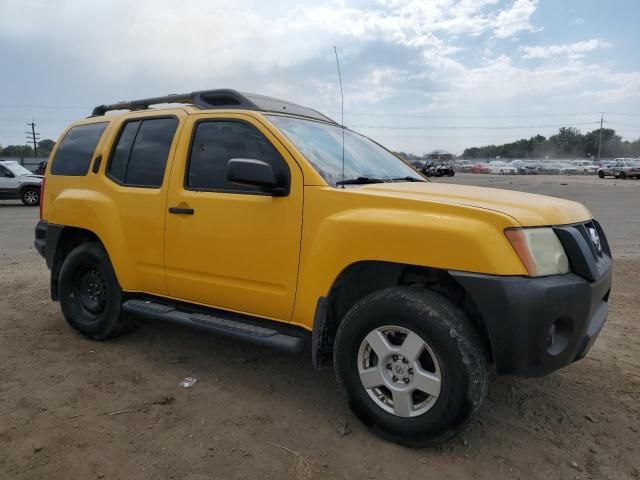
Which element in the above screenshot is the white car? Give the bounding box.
[488,161,517,175]
[0,160,43,205]
[571,160,599,174]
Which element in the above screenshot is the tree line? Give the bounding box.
[462,127,640,160]
[0,139,55,158]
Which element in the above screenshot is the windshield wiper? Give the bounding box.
[389,176,425,182]
[336,176,386,186]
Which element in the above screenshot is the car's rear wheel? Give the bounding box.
[21,187,40,206]
[619,172,627,179]
[334,287,488,447]
[58,243,131,340]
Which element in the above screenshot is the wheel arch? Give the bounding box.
[311,260,492,369]
[49,225,104,301]
[19,182,42,198]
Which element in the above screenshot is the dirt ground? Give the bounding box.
[1,174,639,480]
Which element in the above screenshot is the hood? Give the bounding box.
[356,182,592,227]
[21,174,44,180]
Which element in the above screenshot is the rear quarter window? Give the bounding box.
[107,117,178,188]
[50,123,108,176]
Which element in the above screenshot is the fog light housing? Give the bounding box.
[546,317,573,355]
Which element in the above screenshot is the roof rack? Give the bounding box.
[90,89,336,124]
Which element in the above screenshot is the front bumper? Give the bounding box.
[450,220,612,377]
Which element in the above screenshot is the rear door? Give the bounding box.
[164,113,304,322]
[88,111,186,295]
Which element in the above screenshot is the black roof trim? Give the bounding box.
[91,89,336,124]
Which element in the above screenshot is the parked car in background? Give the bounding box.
[597,160,616,169]
[471,162,490,174]
[488,161,517,175]
[571,160,598,175]
[510,160,539,175]
[559,163,578,175]
[539,162,564,175]
[0,160,43,205]
[454,160,474,172]
[599,159,640,179]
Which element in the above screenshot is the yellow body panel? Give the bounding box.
[44,108,595,332]
[163,113,304,320]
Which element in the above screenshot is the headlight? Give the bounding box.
[505,227,570,277]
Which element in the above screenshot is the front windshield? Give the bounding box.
[4,162,33,176]
[267,115,422,186]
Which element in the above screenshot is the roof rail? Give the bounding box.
[90,89,336,124]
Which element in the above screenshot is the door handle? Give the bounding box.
[168,207,194,215]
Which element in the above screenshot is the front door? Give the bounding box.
[164,114,304,322]
[0,164,20,198]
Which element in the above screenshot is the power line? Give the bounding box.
[1,102,640,118]
[0,117,74,123]
[0,104,89,109]
[320,110,640,119]
[608,121,640,128]
[350,121,602,130]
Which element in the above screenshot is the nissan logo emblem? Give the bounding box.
[588,227,602,254]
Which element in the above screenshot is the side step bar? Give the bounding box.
[122,299,305,353]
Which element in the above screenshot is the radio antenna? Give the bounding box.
[333,45,345,188]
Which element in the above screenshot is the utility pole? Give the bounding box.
[26,121,40,156]
[597,113,604,160]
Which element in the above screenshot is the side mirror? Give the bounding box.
[226,158,288,196]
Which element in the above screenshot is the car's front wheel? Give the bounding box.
[334,287,488,447]
[619,172,627,179]
[598,170,605,178]
[21,186,40,206]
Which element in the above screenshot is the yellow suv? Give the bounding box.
[34,89,612,447]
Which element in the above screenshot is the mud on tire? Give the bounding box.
[333,286,488,447]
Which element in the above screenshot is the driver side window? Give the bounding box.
[0,165,14,178]
[185,120,289,194]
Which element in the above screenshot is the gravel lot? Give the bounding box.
[1,174,638,480]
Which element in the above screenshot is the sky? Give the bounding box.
[1,0,639,155]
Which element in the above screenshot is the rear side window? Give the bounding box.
[50,123,107,176]
[107,117,178,188]
[186,120,288,192]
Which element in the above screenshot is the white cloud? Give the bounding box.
[520,39,612,59]
[0,0,541,83]
[0,0,638,154]
[492,0,540,38]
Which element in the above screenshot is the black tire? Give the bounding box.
[58,243,130,340]
[447,170,455,177]
[619,172,626,179]
[21,186,40,206]
[334,287,488,447]
[598,170,604,178]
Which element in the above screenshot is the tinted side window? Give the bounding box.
[108,121,140,183]
[51,123,107,176]
[107,117,178,187]
[187,121,287,192]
